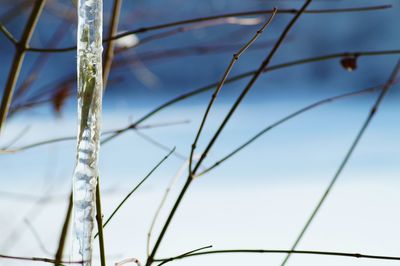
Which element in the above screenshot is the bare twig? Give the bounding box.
[280,58,400,266]
[3,49,400,132]
[93,2,124,263]
[99,49,400,146]
[14,20,70,101]
[146,158,197,256]
[0,0,46,132]
[1,50,399,154]
[146,2,312,265]
[134,130,187,161]
[0,120,188,153]
[103,0,123,90]
[54,193,73,266]
[0,21,18,44]
[94,148,175,239]
[113,39,282,66]
[188,8,277,174]
[26,5,391,53]
[2,125,31,149]
[0,253,83,264]
[197,82,397,176]
[156,245,212,266]
[154,249,400,265]
[96,178,107,266]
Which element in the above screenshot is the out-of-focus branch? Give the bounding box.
[0,253,83,264]
[197,82,397,176]
[26,5,391,53]
[0,120,189,153]
[95,49,400,146]
[103,0,123,90]
[0,21,18,44]
[0,0,46,133]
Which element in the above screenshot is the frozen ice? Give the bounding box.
[72,0,103,265]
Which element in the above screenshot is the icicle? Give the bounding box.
[72,0,103,265]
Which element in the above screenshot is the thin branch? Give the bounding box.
[94,4,122,261]
[54,193,73,266]
[0,187,124,202]
[154,249,400,265]
[197,83,395,176]
[24,219,52,256]
[188,8,277,174]
[113,40,281,66]
[134,130,188,161]
[14,20,70,101]
[0,21,18,44]
[99,49,400,145]
[95,178,106,266]
[146,1,311,265]
[147,158,192,256]
[0,120,188,153]
[94,148,175,239]
[0,2,31,24]
[280,58,400,266]
[2,50,399,152]
[2,125,31,149]
[115,16,264,53]
[0,253,83,264]
[103,0,122,90]
[25,5,391,53]
[156,245,212,266]
[0,0,46,133]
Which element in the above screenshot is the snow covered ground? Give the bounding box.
[1,98,399,266]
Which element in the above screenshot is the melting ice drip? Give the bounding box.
[72,0,103,265]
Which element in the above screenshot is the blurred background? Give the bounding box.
[0,0,399,265]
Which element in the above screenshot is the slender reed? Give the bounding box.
[188,9,277,174]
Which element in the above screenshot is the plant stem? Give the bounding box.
[54,193,73,266]
[197,83,390,176]
[103,0,122,90]
[146,1,312,265]
[154,249,400,265]
[100,49,400,145]
[188,8,277,174]
[94,148,175,238]
[95,178,106,266]
[26,5,391,53]
[0,0,46,132]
